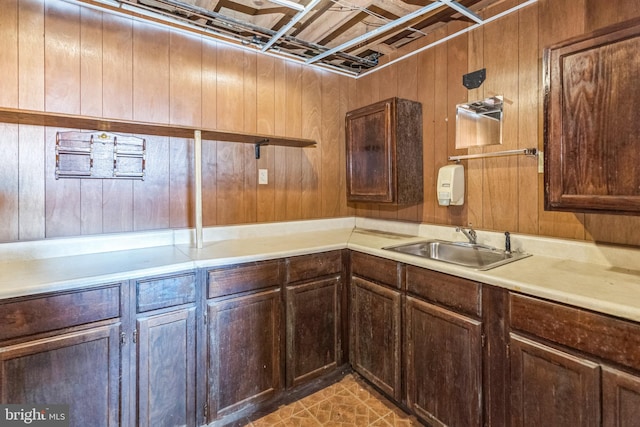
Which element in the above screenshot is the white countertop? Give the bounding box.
[1,217,639,323]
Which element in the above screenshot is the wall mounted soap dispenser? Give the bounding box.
[437,164,464,206]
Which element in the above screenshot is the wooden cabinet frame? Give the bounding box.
[544,17,640,214]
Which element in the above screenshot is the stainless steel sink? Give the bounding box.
[383,240,531,270]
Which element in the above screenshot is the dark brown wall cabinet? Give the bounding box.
[345,97,423,205]
[544,17,640,214]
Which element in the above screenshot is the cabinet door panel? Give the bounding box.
[406,296,482,427]
[603,366,640,427]
[350,277,401,400]
[207,288,282,421]
[286,276,341,387]
[510,334,600,427]
[137,307,197,427]
[0,325,121,427]
[345,100,393,201]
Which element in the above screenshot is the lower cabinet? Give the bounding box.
[406,296,482,427]
[205,259,284,424]
[133,272,200,427]
[207,288,283,421]
[602,366,640,427]
[405,266,483,427]
[350,252,402,401]
[285,251,344,387]
[509,292,640,427]
[0,284,124,427]
[509,333,601,427]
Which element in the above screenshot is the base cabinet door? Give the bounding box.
[510,334,601,427]
[136,307,197,427]
[405,296,482,427]
[603,366,640,427]
[207,288,282,422]
[0,325,122,427]
[350,277,401,401]
[286,276,341,387]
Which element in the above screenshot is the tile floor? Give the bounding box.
[243,374,423,426]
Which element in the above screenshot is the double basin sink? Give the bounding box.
[384,239,530,271]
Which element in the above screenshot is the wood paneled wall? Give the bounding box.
[351,0,640,246]
[0,0,352,242]
[0,0,638,247]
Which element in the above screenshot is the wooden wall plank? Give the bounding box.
[102,13,132,120]
[243,51,258,223]
[102,12,133,233]
[45,128,80,238]
[134,135,170,231]
[517,3,540,235]
[446,26,468,228]
[482,3,518,233]
[284,61,302,220]
[256,54,276,223]
[216,44,245,224]
[170,31,202,128]
[168,31,200,229]
[273,59,287,222]
[0,0,18,109]
[79,7,103,236]
[321,72,342,218]
[18,0,45,111]
[44,0,80,114]
[301,67,322,219]
[417,43,436,224]
[201,38,218,226]
[432,27,450,226]
[44,2,81,238]
[18,125,45,240]
[466,24,484,228]
[133,20,169,124]
[169,137,194,229]
[0,124,19,242]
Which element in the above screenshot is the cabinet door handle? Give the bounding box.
[120,332,127,346]
[133,330,138,344]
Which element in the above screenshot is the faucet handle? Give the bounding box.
[505,231,511,254]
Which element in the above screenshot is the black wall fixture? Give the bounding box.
[463,68,486,89]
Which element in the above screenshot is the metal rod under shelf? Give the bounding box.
[449,147,538,162]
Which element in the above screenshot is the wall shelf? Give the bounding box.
[0,107,316,149]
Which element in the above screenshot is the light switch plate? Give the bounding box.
[258,169,268,184]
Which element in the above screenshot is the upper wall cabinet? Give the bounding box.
[345,98,423,205]
[544,18,640,215]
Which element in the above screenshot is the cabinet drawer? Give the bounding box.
[0,284,121,341]
[136,272,196,312]
[406,266,481,317]
[207,259,283,298]
[510,293,640,371]
[286,250,342,284]
[351,251,400,289]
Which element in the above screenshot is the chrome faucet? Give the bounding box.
[456,226,477,244]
